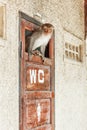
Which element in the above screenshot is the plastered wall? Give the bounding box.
[0,0,86,130]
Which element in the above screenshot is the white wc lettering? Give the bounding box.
[38,69,44,83]
[30,69,44,84]
[30,70,36,84]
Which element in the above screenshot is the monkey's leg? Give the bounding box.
[37,52,45,62]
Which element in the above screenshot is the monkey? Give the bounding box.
[28,23,54,61]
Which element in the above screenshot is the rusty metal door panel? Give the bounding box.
[26,62,50,91]
[24,99,51,130]
[25,125,52,130]
[34,125,52,130]
[20,13,55,130]
[24,124,52,130]
[24,91,53,99]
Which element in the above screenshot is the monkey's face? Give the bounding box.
[42,23,54,35]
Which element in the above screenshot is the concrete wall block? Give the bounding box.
[0,0,86,130]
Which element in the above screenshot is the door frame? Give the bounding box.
[19,11,55,130]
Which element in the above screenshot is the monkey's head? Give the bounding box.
[41,23,54,35]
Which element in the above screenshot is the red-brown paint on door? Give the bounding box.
[20,16,55,130]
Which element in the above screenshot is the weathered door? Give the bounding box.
[19,12,55,130]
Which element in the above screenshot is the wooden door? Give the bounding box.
[19,13,55,130]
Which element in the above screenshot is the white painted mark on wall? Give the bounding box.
[29,69,44,84]
[37,103,41,122]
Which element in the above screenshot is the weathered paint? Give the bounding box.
[24,99,50,129]
[26,63,50,90]
[0,1,85,130]
[20,18,54,130]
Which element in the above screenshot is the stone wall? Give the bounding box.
[0,0,86,130]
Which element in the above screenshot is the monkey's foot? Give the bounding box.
[31,50,45,63]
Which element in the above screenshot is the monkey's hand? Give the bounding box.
[31,50,40,56]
